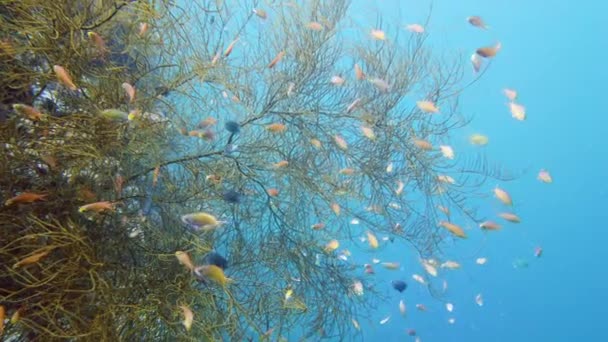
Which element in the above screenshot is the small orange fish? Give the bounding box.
[311,223,325,230]
[331,202,341,215]
[114,175,125,195]
[153,165,161,187]
[370,29,386,40]
[499,212,521,223]
[307,22,324,31]
[417,101,439,113]
[503,88,518,101]
[53,65,77,90]
[267,188,279,196]
[5,192,47,206]
[494,186,513,206]
[413,139,433,150]
[0,305,4,335]
[78,201,115,213]
[360,125,375,140]
[334,135,348,150]
[538,169,553,183]
[405,24,425,33]
[354,63,365,80]
[87,31,107,53]
[253,8,267,19]
[416,304,427,311]
[267,123,287,133]
[273,160,289,168]
[479,221,501,231]
[382,262,400,270]
[138,22,149,37]
[175,251,195,272]
[467,16,489,29]
[13,248,54,268]
[339,168,355,175]
[224,38,239,57]
[13,104,43,121]
[310,139,322,148]
[476,42,502,58]
[122,82,136,103]
[268,51,285,69]
[40,155,57,169]
[198,117,217,129]
[439,221,467,238]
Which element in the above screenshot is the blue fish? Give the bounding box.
[392,280,407,292]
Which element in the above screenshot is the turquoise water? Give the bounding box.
[348,0,607,341]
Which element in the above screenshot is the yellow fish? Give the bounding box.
[325,239,339,253]
[194,265,232,286]
[181,212,225,231]
[366,231,379,249]
[179,305,193,331]
[469,134,489,146]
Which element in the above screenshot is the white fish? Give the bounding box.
[287,82,295,97]
[446,302,454,312]
[448,318,456,324]
[395,181,404,195]
[352,280,364,296]
[476,257,487,265]
[399,300,406,316]
[386,162,394,173]
[538,169,553,183]
[475,293,484,306]
[440,261,461,269]
[439,145,454,159]
[412,274,426,284]
[379,315,391,325]
[330,75,345,86]
[421,261,438,277]
[510,102,526,121]
[471,53,482,73]
[369,78,390,92]
[350,218,360,225]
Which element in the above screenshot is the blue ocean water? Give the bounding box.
[344,0,608,341]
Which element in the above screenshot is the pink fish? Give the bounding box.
[534,247,543,258]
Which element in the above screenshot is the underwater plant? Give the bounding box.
[0,0,515,340]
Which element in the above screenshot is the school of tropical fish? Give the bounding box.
[0,1,553,340]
